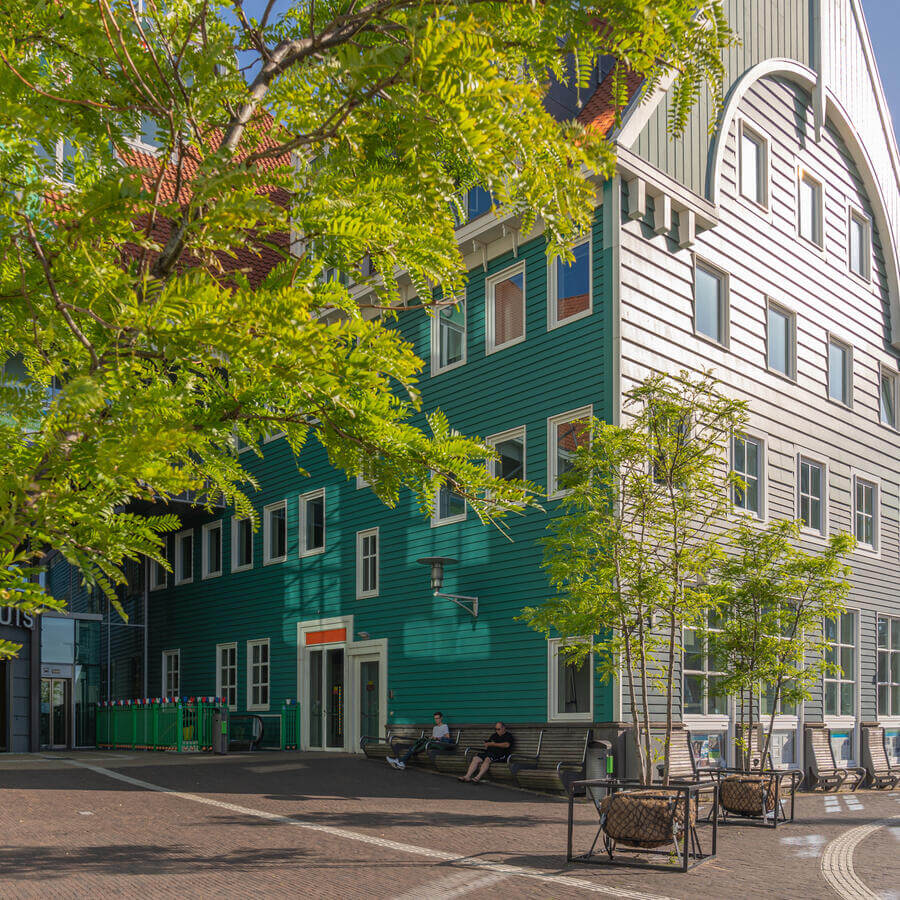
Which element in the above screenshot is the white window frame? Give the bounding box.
[765,299,796,380]
[547,637,594,722]
[485,260,526,354]
[738,119,769,210]
[431,476,467,527]
[683,615,729,718]
[796,454,828,537]
[263,500,288,565]
[547,406,592,499]
[246,638,270,712]
[231,516,253,573]
[38,137,79,186]
[216,642,238,711]
[731,433,766,520]
[824,610,859,725]
[879,367,898,430]
[486,426,526,483]
[847,206,872,282]
[797,167,825,250]
[356,475,370,489]
[162,649,180,699]
[692,258,729,347]
[430,296,467,375]
[851,472,879,554]
[877,615,900,720]
[547,236,592,330]
[356,527,379,599]
[201,521,223,579]
[174,529,194,586]
[299,488,326,557]
[149,552,167,592]
[826,336,853,408]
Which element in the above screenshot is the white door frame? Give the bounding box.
[347,639,388,753]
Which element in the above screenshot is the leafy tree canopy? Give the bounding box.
[0,0,734,657]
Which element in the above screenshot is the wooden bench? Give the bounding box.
[433,726,489,775]
[642,729,719,782]
[474,727,543,784]
[514,726,592,793]
[805,726,866,791]
[861,725,899,790]
[360,725,423,761]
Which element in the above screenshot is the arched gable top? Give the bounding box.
[707,59,900,348]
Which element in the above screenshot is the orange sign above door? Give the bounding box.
[305,628,347,646]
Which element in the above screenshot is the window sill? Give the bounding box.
[231,564,253,574]
[693,330,729,352]
[765,365,797,385]
[431,359,467,377]
[486,335,526,355]
[174,578,193,587]
[149,584,168,593]
[357,590,379,600]
[548,305,593,331]
[263,556,287,566]
[201,571,222,581]
[431,514,467,528]
[300,547,326,558]
[247,705,270,713]
[548,712,593,723]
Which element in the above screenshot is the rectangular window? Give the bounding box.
[848,210,871,279]
[149,554,167,592]
[299,489,326,556]
[548,407,592,498]
[201,521,222,579]
[798,171,823,247]
[766,302,795,378]
[853,477,877,550]
[247,639,270,711]
[824,612,856,717]
[356,528,379,598]
[827,338,852,406]
[740,123,767,207]
[162,650,180,699]
[486,427,526,482]
[694,262,727,345]
[174,530,194,585]
[880,369,897,428]
[466,186,492,221]
[683,612,728,717]
[433,478,466,526]
[732,435,763,516]
[877,616,900,717]
[232,516,253,572]
[548,638,593,722]
[549,238,591,327]
[798,457,825,533]
[486,262,525,352]
[432,298,466,373]
[263,501,287,564]
[830,730,855,767]
[216,643,237,710]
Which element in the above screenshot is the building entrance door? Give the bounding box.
[354,655,382,746]
[307,647,345,750]
[40,677,70,749]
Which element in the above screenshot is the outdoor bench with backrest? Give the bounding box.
[514,726,593,793]
[432,726,491,774]
[861,724,900,790]
[361,725,423,761]
[469,727,544,784]
[805,725,866,791]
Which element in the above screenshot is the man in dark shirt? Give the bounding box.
[458,721,515,783]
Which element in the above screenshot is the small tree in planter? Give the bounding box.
[707,518,854,772]
[522,371,746,784]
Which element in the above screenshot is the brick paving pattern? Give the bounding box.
[0,752,898,898]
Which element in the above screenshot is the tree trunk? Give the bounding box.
[662,608,676,787]
[622,624,646,784]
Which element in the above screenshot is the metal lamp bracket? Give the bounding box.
[434,591,479,618]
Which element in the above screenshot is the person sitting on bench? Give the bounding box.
[387,712,452,770]
[458,722,515,783]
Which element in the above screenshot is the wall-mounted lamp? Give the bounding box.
[357,631,371,640]
[416,557,479,618]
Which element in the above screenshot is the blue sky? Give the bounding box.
[861,0,899,142]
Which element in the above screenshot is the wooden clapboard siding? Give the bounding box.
[618,73,898,724]
[146,205,616,729]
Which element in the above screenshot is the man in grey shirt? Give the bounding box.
[387,712,453,770]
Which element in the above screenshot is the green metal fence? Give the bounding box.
[96,697,301,752]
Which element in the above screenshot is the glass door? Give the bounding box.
[308,649,324,749]
[358,659,380,742]
[40,678,70,749]
[326,648,344,749]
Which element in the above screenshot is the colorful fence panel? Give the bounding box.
[96,697,226,752]
[281,699,301,750]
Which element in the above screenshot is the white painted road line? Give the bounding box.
[393,869,508,899]
[821,816,900,900]
[780,834,826,858]
[60,759,677,900]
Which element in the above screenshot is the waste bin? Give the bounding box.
[586,738,613,781]
[212,708,229,754]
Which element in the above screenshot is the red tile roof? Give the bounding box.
[577,69,644,136]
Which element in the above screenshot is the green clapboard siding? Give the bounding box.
[148,203,614,730]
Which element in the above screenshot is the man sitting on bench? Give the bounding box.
[387,712,452,770]
[458,721,515,783]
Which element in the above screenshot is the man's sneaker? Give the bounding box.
[386,757,399,768]
[396,760,406,769]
